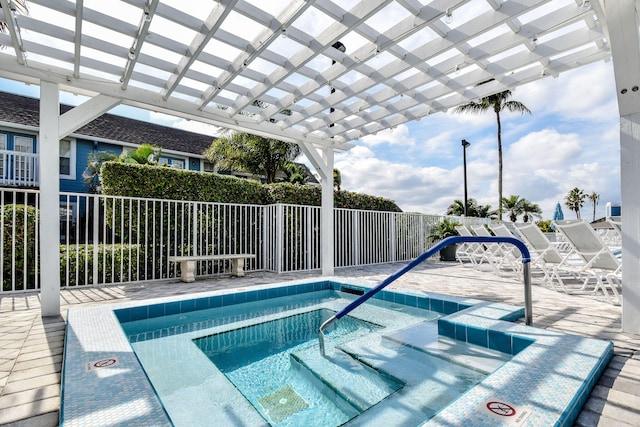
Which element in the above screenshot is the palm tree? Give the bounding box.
[454,90,531,220]
[521,200,542,223]
[446,198,493,218]
[501,195,525,222]
[446,199,466,216]
[333,168,342,190]
[205,130,300,183]
[0,1,27,35]
[565,187,586,219]
[82,151,118,193]
[281,162,306,184]
[588,192,600,222]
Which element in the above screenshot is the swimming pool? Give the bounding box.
[61,278,613,426]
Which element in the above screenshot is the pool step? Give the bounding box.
[382,322,511,374]
[290,345,403,413]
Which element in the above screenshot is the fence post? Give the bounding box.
[276,204,284,273]
[92,195,99,286]
[353,211,360,266]
[390,212,396,263]
[192,202,198,256]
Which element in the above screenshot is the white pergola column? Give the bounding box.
[39,82,121,316]
[604,0,640,334]
[299,143,335,276]
[320,147,334,276]
[39,81,61,316]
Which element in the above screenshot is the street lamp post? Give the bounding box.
[462,139,471,216]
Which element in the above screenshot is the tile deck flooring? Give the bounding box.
[1,260,639,426]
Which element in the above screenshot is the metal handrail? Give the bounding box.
[319,236,532,356]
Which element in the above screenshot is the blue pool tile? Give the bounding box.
[455,324,467,341]
[488,330,512,353]
[382,291,394,302]
[267,288,279,299]
[130,306,148,321]
[180,299,196,313]
[277,287,288,298]
[235,292,247,304]
[456,324,467,342]
[513,336,534,354]
[393,293,405,305]
[194,298,208,311]
[209,296,222,308]
[257,290,269,301]
[443,301,458,314]
[467,326,488,347]
[114,309,130,323]
[438,320,455,339]
[149,304,165,318]
[245,291,258,303]
[222,294,235,306]
[165,301,181,316]
[430,299,444,313]
[417,297,428,310]
[405,295,417,307]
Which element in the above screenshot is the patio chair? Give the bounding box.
[453,224,490,268]
[553,219,622,305]
[514,222,574,290]
[488,223,524,271]
[469,224,517,274]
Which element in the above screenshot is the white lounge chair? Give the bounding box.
[454,224,490,268]
[488,223,524,272]
[514,222,571,290]
[553,219,622,305]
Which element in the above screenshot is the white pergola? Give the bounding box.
[0,0,638,334]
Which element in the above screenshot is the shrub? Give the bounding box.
[61,244,141,286]
[2,204,38,291]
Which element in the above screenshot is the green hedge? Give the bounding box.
[101,162,401,212]
[2,204,38,292]
[101,162,271,204]
[61,244,140,286]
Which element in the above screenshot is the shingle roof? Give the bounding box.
[0,91,214,156]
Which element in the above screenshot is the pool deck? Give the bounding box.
[1,260,639,427]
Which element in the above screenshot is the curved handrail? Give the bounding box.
[319,235,532,356]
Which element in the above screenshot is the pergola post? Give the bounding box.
[39,81,61,316]
[298,143,335,276]
[604,0,640,334]
[320,147,334,276]
[38,83,121,317]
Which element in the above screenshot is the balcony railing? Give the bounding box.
[0,150,39,187]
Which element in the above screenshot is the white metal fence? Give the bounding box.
[0,188,492,293]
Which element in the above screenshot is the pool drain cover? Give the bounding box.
[258,384,308,423]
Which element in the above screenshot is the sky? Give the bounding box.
[0,0,621,222]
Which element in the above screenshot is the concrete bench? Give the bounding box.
[168,254,256,282]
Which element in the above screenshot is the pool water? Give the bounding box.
[119,290,510,426]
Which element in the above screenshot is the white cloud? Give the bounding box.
[360,124,415,147]
[148,111,220,136]
[336,148,460,214]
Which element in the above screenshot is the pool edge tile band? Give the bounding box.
[62,277,612,427]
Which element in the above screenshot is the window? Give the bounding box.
[14,136,35,181]
[203,161,216,173]
[158,156,185,169]
[59,139,76,179]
